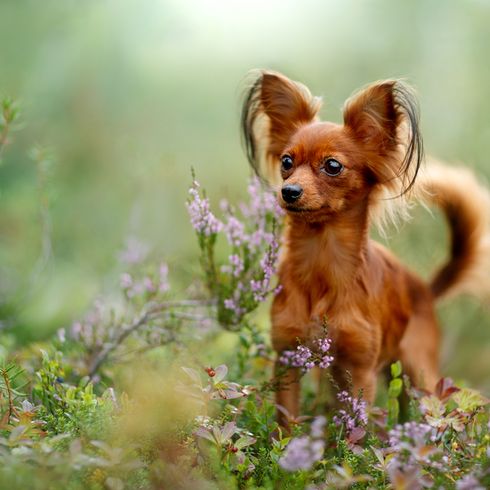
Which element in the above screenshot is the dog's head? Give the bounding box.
[242,71,423,223]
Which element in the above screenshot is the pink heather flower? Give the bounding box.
[224,216,246,247]
[120,272,133,290]
[279,416,326,472]
[223,294,246,319]
[388,422,435,454]
[333,391,368,433]
[387,421,444,489]
[456,474,485,490]
[310,416,326,438]
[228,254,244,277]
[118,236,150,265]
[159,263,170,293]
[280,335,334,373]
[143,277,155,293]
[69,302,108,349]
[241,176,284,219]
[250,237,280,302]
[279,436,324,471]
[187,181,222,236]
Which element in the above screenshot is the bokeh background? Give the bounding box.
[1,0,489,389]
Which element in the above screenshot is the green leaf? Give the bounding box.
[388,378,403,398]
[390,361,402,379]
[387,398,399,426]
[452,388,489,412]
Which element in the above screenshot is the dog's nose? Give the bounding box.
[281,184,303,203]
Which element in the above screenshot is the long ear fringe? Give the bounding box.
[241,70,280,185]
[367,81,425,234]
[241,71,263,176]
[392,82,424,196]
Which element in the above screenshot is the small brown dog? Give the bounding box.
[241,70,490,424]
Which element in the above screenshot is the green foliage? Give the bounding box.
[387,361,403,427]
[31,351,113,440]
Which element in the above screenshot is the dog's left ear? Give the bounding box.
[343,80,423,194]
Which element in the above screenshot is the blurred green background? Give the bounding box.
[1,0,489,388]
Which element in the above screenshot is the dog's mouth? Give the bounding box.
[284,204,329,214]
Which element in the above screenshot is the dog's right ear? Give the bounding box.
[241,71,322,182]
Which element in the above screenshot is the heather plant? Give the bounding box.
[187,174,283,328]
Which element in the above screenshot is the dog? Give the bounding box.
[241,70,490,425]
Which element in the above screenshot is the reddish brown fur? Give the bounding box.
[241,70,490,427]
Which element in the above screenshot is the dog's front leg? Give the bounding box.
[274,360,301,429]
[350,366,377,404]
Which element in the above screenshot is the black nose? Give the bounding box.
[281,184,303,204]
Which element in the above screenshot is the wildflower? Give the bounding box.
[388,421,436,460]
[279,436,324,471]
[69,300,108,348]
[279,335,334,373]
[386,421,444,489]
[456,474,485,490]
[120,272,133,290]
[279,416,326,471]
[240,176,284,220]
[333,391,368,432]
[310,416,326,438]
[224,216,246,247]
[226,254,244,278]
[187,180,222,236]
[250,237,281,302]
[118,236,150,265]
[158,263,170,292]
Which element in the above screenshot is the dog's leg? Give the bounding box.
[274,361,301,429]
[331,363,377,404]
[350,367,377,404]
[399,308,441,392]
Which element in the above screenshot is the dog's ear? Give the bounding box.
[241,71,322,183]
[343,80,423,194]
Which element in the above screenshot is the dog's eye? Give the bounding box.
[281,155,294,171]
[322,158,344,177]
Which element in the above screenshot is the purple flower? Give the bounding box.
[387,421,443,489]
[120,272,133,290]
[69,299,108,348]
[240,176,284,220]
[456,474,485,490]
[224,254,244,278]
[118,236,150,265]
[188,175,284,326]
[279,436,324,471]
[187,181,222,236]
[279,335,334,373]
[310,416,326,438]
[224,216,246,247]
[158,263,170,292]
[250,237,281,302]
[333,391,368,433]
[388,422,435,455]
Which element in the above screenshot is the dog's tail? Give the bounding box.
[417,161,490,301]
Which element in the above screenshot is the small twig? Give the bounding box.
[0,368,17,425]
[88,299,216,377]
